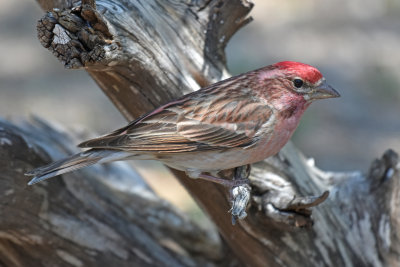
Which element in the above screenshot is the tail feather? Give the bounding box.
[26,149,129,185]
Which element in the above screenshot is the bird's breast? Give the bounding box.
[262,106,306,155]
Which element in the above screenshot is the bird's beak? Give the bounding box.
[311,80,340,100]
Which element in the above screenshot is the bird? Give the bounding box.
[26,61,340,187]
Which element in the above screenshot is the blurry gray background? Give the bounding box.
[1,0,400,212]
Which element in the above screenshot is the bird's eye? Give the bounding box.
[293,79,304,88]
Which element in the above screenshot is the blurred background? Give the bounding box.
[1,0,400,219]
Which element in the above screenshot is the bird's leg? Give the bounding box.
[196,173,249,187]
[186,168,249,187]
[233,164,251,185]
[186,166,251,224]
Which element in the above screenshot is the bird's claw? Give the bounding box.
[230,184,251,225]
[195,166,252,224]
[229,165,252,224]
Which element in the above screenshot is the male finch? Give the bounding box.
[26,61,340,187]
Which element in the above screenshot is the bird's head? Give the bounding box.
[272,61,340,102]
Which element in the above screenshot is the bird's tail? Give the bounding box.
[25,149,130,185]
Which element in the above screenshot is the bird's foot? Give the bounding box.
[230,165,251,225]
[230,183,251,225]
[188,165,252,225]
[196,173,250,225]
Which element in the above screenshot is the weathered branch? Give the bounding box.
[3,0,396,266]
[0,118,228,266]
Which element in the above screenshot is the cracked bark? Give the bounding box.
[0,118,226,267]
[1,0,399,266]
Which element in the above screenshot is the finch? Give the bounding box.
[26,61,340,186]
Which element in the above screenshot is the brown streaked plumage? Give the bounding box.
[26,61,340,186]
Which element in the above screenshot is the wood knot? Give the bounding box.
[36,5,116,69]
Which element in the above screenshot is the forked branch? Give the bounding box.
[7,0,397,266]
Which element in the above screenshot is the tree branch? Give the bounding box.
[0,118,229,266]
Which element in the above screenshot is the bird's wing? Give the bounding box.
[79,79,274,153]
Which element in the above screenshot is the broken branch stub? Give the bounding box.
[37,7,115,69]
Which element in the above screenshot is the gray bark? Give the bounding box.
[0,118,228,267]
[1,0,399,266]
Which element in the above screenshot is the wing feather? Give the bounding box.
[79,74,274,153]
